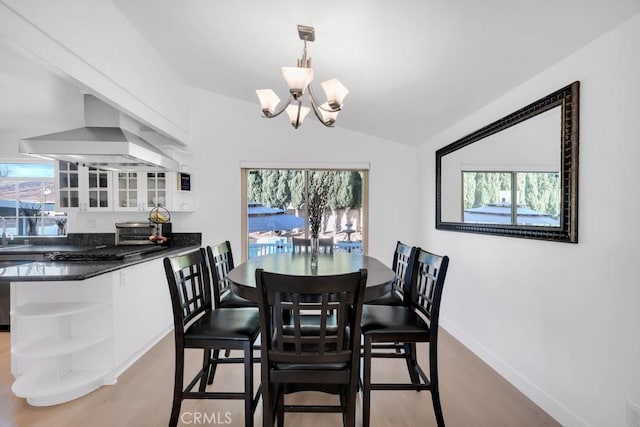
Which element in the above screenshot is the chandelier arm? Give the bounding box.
[308,85,341,112]
[309,99,335,127]
[264,95,294,119]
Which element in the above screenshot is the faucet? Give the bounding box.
[0,217,6,246]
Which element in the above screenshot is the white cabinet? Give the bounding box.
[113,171,169,212]
[10,277,113,406]
[10,258,173,406]
[112,259,173,371]
[113,171,193,212]
[56,161,113,212]
[58,161,193,213]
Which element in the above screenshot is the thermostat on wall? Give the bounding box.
[178,173,191,191]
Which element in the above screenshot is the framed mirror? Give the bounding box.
[435,81,579,242]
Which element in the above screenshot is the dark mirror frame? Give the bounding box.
[435,81,579,243]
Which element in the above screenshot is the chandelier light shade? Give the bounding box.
[281,67,314,96]
[256,25,349,129]
[255,89,281,116]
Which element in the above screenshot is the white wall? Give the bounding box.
[420,14,640,427]
[0,40,84,159]
[0,0,189,143]
[187,87,420,263]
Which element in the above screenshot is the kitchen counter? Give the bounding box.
[0,245,199,281]
[6,233,202,407]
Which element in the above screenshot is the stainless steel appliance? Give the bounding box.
[46,245,167,261]
[115,221,172,246]
[18,95,179,171]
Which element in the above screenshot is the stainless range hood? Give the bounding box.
[19,95,179,171]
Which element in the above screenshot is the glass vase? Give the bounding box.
[310,237,319,268]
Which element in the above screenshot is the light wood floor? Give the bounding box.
[0,329,560,427]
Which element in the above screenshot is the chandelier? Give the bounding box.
[256,25,349,129]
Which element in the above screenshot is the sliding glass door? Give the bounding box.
[241,167,368,260]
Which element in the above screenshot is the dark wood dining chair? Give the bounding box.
[163,248,261,427]
[205,242,259,385]
[360,248,450,427]
[207,241,256,308]
[255,268,367,427]
[366,241,416,306]
[291,236,334,254]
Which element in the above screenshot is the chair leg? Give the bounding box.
[206,349,220,385]
[276,389,284,427]
[345,383,357,427]
[362,335,372,427]
[404,342,420,385]
[169,349,184,427]
[430,343,445,427]
[243,342,254,427]
[199,349,211,392]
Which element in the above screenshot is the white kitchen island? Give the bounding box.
[7,254,179,406]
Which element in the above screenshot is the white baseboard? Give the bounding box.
[440,317,589,427]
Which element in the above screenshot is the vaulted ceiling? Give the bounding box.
[2,1,640,147]
[111,0,640,145]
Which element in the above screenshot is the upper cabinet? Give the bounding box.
[114,171,171,212]
[57,161,113,212]
[61,164,194,213]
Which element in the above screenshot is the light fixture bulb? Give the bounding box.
[318,102,339,126]
[285,104,310,128]
[321,79,349,110]
[282,67,314,97]
[255,89,281,116]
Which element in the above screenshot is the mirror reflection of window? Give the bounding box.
[462,171,560,226]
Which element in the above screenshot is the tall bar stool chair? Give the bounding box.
[256,268,367,427]
[163,248,261,427]
[363,241,418,380]
[205,241,259,385]
[360,248,450,426]
[291,237,334,254]
[207,241,256,308]
[366,241,416,306]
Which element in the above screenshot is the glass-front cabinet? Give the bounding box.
[58,161,193,213]
[57,161,113,211]
[113,172,167,211]
[58,161,80,209]
[145,172,167,209]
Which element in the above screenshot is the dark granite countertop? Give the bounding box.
[0,245,200,282]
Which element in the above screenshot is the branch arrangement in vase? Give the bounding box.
[308,187,328,238]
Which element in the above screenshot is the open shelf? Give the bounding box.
[13,301,110,318]
[12,335,111,358]
[12,369,109,406]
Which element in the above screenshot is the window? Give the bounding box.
[0,163,67,236]
[462,171,560,226]
[242,168,368,260]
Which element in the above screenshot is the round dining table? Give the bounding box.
[227,252,396,302]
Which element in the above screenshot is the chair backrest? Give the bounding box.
[206,241,234,306]
[255,268,367,365]
[410,248,449,339]
[391,241,417,304]
[164,248,212,338]
[292,237,334,254]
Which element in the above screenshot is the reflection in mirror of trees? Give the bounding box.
[463,171,561,226]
